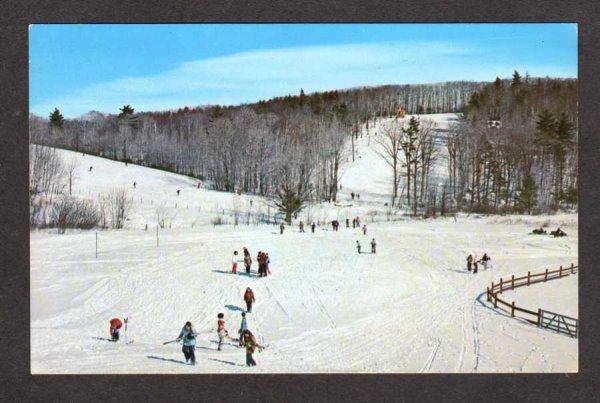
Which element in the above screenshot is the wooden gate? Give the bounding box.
[539,309,579,338]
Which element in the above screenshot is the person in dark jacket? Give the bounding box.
[467,254,473,271]
[242,329,259,366]
[356,240,361,254]
[243,247,252,275]
[311,222,316,233]
[481,253,491,270]
[176,321,198,365]
[346,218,350,228]
[371,238,376,254]
[280,223,285,235]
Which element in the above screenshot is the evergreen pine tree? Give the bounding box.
[517,172,538,214]
[49,108,64,130]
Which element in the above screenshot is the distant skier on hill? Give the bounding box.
[244,287,255,313]
[217,313,227,351]
[133,181,137,189]
[362,224,367,235]
[264,253,271,276]
[351,192,355,200]
[352,218,357,228]
[176,189,180,196]
[257,251,264,276]
[311,222,316,233]
[371,238,376,254]
[356,240,361,254]
[280,222,285,235]
[109,318,123,342]
[176,321,197,365]
[346,218,350,228]
[89,166,93,172]
[299,221,305,232]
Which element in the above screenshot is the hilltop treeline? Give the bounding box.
[30,81,481,205]
[447,72,577,213]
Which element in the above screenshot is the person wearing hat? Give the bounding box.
[176,321,198,365]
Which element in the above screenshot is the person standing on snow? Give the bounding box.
[311,222,316,233]
[481,253,491,270]
[176,321,198,365]
[352,218,356,228]
[466,254,473,272]
[299,221,305,232]
[264,253,271,276]
[473,255,479,274]
[362,224,367,235]
[231,251,239,274]
[243,247,252,275]
[257,251,264,277]
[346,218,350,228]
[280,222,285,235]
[217,313,227,351]
[356,240,361,254]
[371,238,376,254]
[109,317,123,342]
[244,287,256,313]
[238,312,248,346]
[242,329,258,367]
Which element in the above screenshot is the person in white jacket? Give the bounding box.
[231,251,239,274]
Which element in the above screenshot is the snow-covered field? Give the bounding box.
[30,114,578,373]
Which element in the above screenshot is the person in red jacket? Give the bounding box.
[109,318,123,341]
[243,288,255,313]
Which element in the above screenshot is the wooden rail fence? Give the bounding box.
[486,263,578,338]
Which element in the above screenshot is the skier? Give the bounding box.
[371,238,376,254]
[466,254,473,271]
[231,250,239,274]
[133,181,137,189]
[109,317,123,342]
[311,222,316,233]
[299,221,305,232]
[89,166,93,172]
[241,329,258,367]
[217,313,227,351]
[356,240,361,254]
[362,224,367,235]
[238,312,248,346]
[346,218,350,228]
[351,192,355,200]
[257,251,264,277]
[243,247,252,275]
[176,189,180,196]
[176,321,198,365]
[481,253,491,270]
[244,287,255,313]
[352,218,356,228]
[264,253,271,276]
[280,222,285,235]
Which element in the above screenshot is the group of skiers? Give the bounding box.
[350,192,360,201]
[532,227,567,237]
[108,286,263,367]
[231,248,270,277]
[466,253,491,273]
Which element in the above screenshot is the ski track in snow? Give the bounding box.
[30,114,578,373]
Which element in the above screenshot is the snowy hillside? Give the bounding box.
[30,114,578,373]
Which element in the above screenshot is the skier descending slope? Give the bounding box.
[176,321,198,365]
[109,318,123,342]
[356,240,361,254]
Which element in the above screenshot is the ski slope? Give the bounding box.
[30,114,578,373]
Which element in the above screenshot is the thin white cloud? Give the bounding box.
[30,40,573,117]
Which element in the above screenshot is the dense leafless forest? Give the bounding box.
[30,75,577,219]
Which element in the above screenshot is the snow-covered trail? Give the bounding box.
[30,113,577,373]
[31,217,577,373]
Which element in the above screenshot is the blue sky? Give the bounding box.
[29,24,577,118]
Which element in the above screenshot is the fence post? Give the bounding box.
[511,275,515,290]
[494,295,497,308]
[545,268,548,282]
[487,287,490,302]
[537,308,542,326]
[571,263,574,274]
[527,271,530,286]
[511,301,515,317]
[500,278,503,291]
[559,265,563,277]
